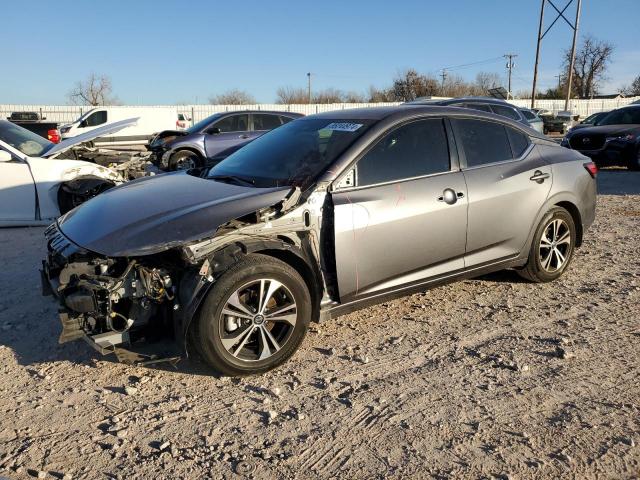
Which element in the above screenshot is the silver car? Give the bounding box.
[43,106,597,376]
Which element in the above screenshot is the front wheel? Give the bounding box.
[195,254,311,376]
[169,150,201,171]
[517,207,576,283]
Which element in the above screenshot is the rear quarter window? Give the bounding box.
[506,127,530,157]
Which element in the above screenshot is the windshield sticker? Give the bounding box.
[322,122,363,132]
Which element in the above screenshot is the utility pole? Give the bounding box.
[440,69,447,95]
[504,54,517,99]
[307,72,312,104]
[531,0,546,109]
[564,0,582,111]
[555,74,563,90]
[530,0,583,110]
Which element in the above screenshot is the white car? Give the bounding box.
[0,118,138,227]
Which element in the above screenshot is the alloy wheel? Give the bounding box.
[218,279,297,362]
[175,155,197,170]
[538,218,571,273]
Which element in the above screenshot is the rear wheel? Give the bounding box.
[195,254,311,376]
[169,150,201,171]
[517,207,576,283]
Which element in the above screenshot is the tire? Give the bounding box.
[169,150,201,171]
[628,147,640,171]
[517,207,576,283]
[58,182,114,214]
[195,254,311,376]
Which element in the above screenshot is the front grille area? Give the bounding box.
[44,223,88,271]
[569,133,606,150]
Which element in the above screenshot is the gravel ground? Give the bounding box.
[0,171,639,480]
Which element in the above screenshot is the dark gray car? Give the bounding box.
[149,110,303,170]
[43,105,596,376]
[409,97,530,127]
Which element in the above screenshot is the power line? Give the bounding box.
[439,56,505,72]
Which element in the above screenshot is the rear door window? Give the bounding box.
[453,119,513,168]
[462,103,492,113]
[253,114,282,131]
[356,118,450,187]
[490,104,521,121]
[213,114,249,132]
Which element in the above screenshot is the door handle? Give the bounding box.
[239,134,249,139]
[437,188,463,205]
[530,170,550,183]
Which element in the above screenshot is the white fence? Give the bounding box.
[1,98,638,124]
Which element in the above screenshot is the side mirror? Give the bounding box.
[0,150,13,162]
[334,169,355,190]
[207,127,221,135]
[79,120,87,128]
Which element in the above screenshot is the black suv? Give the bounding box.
[562,105,640,170]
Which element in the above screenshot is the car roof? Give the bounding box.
[218,110,303,117]
[409,96,518,107]
[306,105,547,139]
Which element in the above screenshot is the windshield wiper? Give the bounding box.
[208,174,255,187]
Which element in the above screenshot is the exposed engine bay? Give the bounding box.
[56,145,157,180]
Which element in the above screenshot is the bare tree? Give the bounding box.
[474,72,502,94]
[67,73,118,106]
[342,91,366,103]
[563,35,614,98]
[275,86,309,104]
[367,85,393,102]
[622,74,640,96]
[390,69,439,101]
[209,89,256,105]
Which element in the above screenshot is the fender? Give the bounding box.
[59,175,117,196]
[517,190,586,266]
[175,236,322,355]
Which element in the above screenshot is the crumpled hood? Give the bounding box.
[58,172,291,257]
[44,118,139,157]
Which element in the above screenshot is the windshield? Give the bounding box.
[0,120,52,156]
[208,118,375,188]
[187,113,223,133]
[599,107,640,126]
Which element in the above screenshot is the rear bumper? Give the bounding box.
[572,142,636,166]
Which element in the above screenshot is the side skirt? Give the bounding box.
[319,256,524,321]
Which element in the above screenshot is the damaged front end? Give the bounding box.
[42,224,182,365]
[41,179,332,367]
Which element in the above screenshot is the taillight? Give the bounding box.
[47,129,61,144]
[583,162,597,178]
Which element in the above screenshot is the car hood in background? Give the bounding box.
[57,172,291,257]
[566,124,640,137]
[43,118,139,157]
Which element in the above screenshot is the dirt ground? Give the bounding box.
[0,170,639,480]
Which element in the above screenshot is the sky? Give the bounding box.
[1,0,638,105]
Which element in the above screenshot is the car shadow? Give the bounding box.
[470,269,529,284]
[597,169,640,195]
